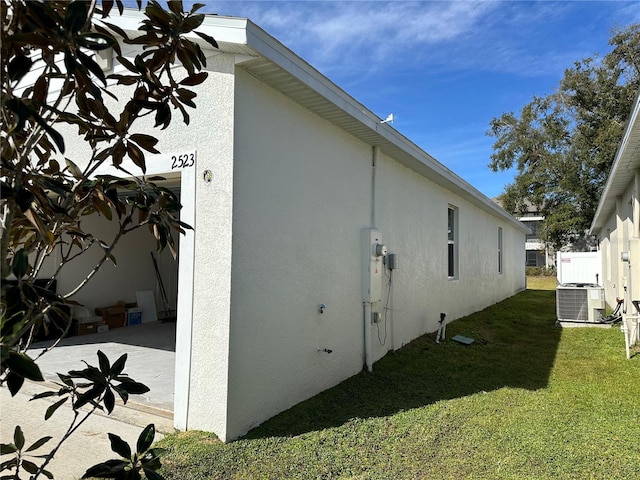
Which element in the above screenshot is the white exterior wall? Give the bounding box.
[598,177,640,309]
[169,54,237,439]
[36,16,528,442]
[227,69,370,439]
[375,152,525,349]
[222,68,526,439]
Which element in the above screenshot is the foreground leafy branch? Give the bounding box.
[1,351,163,479]
[1,0,215,380]
[1,0,218,477]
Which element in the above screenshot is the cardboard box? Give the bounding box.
[127,308,142,326]
[76,316,105,336]
[95,302,126,329]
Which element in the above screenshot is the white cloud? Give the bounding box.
[194,1,636,81]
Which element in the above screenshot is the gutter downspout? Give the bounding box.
[363,146,379,373]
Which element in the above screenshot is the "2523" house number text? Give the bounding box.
[171,153,195,169]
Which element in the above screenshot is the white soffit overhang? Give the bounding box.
[590,90,640,234]
[117,11,528,233]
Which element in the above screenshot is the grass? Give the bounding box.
[158,277,640,479]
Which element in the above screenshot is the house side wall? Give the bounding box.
[374,151,526,351]
[228,69,370,440]
[226,68,526,440]
[598,174,640,309]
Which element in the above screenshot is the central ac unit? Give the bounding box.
[556,283,605,323]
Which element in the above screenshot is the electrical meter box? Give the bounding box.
[362,228,386,303]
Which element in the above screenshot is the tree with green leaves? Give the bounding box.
[1,0,216,478]
[488,23,640,250]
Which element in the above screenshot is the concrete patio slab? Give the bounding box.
[1,322,177,479]
[30,321,176,413]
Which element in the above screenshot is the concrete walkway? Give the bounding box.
[1,322,176,479]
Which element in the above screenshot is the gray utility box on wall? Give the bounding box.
[556,283,605,324]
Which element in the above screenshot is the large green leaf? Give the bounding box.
[195,30,218,49]
[11,249,29,279]
[75,32,116,51]
[97,350,110,375]
[45,398,68,420]
[0,443,18,455]
[6,352,44,382]
[109,353,128,377]
[13,426,25,450]
[129,133,160,153]
[108,433,132,459]
[8,55,33,82]
[6,371,25,396]
[116,377,150,395]
[73,384,106,409]
[21,459,40,474]
[136,424,155,453]
[25,436,53,452]
[65,0,89,33]
[104,388,115,414]
[32,110,65,153]
[82,459,128,478]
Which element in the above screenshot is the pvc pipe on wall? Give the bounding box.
[634,170,640,238]
[371,146,379,228]
[363,146,379,372]
[364,302,373,372]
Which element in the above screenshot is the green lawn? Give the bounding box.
[158,278,640,479]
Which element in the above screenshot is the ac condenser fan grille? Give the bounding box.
[557,289,588,321]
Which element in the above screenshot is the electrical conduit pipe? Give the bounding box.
[363,146,379,372]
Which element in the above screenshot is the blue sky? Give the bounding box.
[189,1,639,198]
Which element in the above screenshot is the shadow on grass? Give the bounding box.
[244,288,561,440]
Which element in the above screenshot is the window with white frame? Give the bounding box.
[448,206,458,279]
[498,227,503,274]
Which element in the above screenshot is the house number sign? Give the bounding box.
[171,152,195,170]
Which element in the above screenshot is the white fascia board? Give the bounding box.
[115,10,250,47]
[590,90,640,234]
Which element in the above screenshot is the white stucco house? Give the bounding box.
[589,91,640,345]
[46,13,528,441]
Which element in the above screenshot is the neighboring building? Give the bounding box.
[493,198,552,268]
[48,13,528,441]
[520,209,552,268]
[590,91,640,315]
